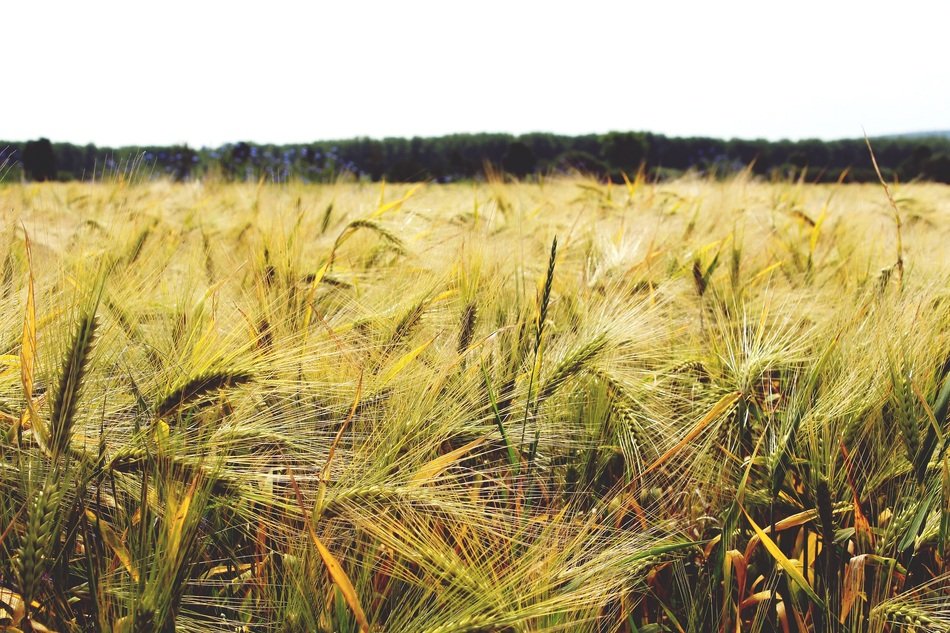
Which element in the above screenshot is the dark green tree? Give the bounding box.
[502,141,536,178]
[555,150,608,176]
[22,138,56,181]
[923,153,950,183]
[900,144,933,180]
[602,132,647,175]
[168,145,197,182]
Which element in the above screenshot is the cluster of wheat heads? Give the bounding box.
[0,175,947,632]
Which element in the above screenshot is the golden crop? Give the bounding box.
[0,174,947,632]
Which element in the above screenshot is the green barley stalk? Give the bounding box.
[914,367,950,485]
[521,236,557,451]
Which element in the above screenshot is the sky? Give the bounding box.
[5,1,950,148]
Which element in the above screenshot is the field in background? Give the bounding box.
[0,176,948,632]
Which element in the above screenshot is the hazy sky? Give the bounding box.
[6,1,949,147]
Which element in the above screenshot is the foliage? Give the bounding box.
[4,132,950,183]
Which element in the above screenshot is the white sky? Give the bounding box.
[5,1,949,147]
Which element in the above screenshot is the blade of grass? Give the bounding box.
[379,336,434,385]
[285,465,370,633]
[642,391,741,477]
[411,435,489,485]
[17,229,47,451]
[740,505,823,605]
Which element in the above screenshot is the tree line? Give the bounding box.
[3,131,950,183]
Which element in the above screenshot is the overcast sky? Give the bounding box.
[5,1,949,147]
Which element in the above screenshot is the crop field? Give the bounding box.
[0,175,948,632]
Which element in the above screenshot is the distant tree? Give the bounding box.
[602,132,647,175]
[502,141,536,178]
[83,144,98,178]
[787,151,808,170]
[168,145,197,182]
[387,159,428,181]
[385,137,428,181]
[555,150,608,176]
[232,142,252,164]
[22,138,56,181]
[519,133,565,168]
[796,139,830,167]
[923,153,950,183]
[221,142,253,180]
[727,138,765,168]
[657,138,692,170]
[350,138,386,180]
[7,132,950,184]
[900,144,933,180]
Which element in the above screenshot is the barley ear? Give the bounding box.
[536,236,557,354]
[50,309,100,461]
[16,482,61,613]
[154,370,253,421]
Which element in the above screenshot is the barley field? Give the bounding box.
[0,175,948,632]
